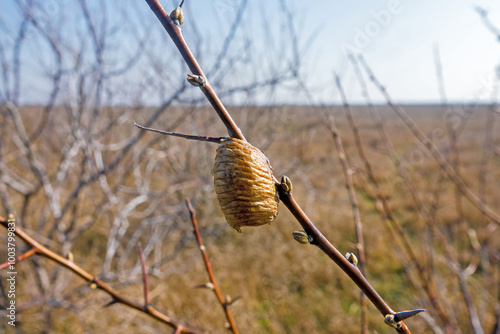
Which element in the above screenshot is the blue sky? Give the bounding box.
[311,0,500,104]
[1,0,500,105]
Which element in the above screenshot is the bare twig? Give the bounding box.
[328,73,369,334]
[457,259,484,334]
[433,43,467,253]
[144,0,245,140]
[137,242,151,307]
[348,53,454,332]
[185,199,239,334]
[0,215,202,334]
[15,3,62,141]
[0,248,36,269]
[476,7,500,40]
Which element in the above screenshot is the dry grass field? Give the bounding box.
[1,104,499,333]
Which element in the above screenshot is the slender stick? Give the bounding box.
[144,0,245,141]
[185,199,239,334]
[0,248,36,269]
[433,43,468,257]
[349,54,454,331]
[327,73,369,334]
[0,216,201,334]
[134,122,226,143]
[137,242,151,307]
[279,191,390,311]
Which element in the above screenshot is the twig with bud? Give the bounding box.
[137,242,151,307]
[185,199,239,334]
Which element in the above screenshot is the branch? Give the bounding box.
[348,53,455,331]
[0,215,202,334]
[137,242,151,307]
[0,248,36,270]
[327,73,369,333]
[185,199,239,334]
[144,0,245,140]
[476,7,500,41]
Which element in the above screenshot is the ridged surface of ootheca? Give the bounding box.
[212,138,279,233]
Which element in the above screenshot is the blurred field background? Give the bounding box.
[1,1,500,333]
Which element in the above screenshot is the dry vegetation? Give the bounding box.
[1,104,499,333]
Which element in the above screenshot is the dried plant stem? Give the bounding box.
[478,104,496,219]
[348,54,455,331]
[433,43,467,253]
[133,122,225,143]
[332,74,368,278]
[143,1,416,332]
[358,55,500,225]
[478,103,497,329]
[185,199,239,334]
[432,218,484,334]
[356,54,488,334]
[137,242,151,306]
[324,74,369,334]
[0,216,202,334]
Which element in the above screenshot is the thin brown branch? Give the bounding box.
[433,43,468,255]
[0,248,36,270]
[185,199,239,334]
[144,0,245,141]
[349,54,455,332]
[16,1,62,141]
[331,74,367,277]
[137,242,151,306]
[279,190,420,333]
[328,73,369,334]
[0,215,202,334]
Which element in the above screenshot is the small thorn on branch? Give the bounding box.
[225,296,241,306]
[134,121,226,143]
[104,300,118,308]
[393,309,426,322]
[385,309,426,328]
